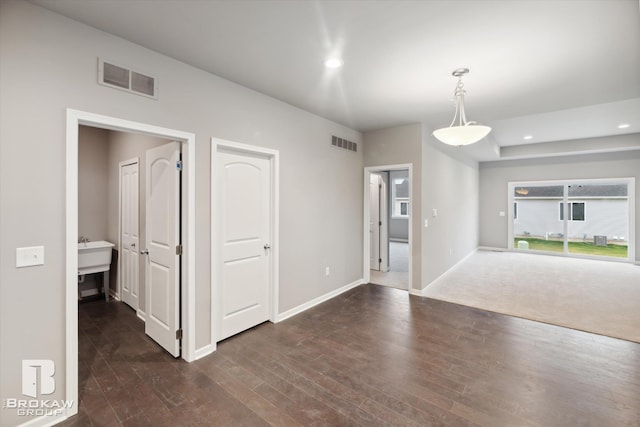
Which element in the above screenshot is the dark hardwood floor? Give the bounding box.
[64,284,640,426]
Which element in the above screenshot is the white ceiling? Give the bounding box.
[29,0,640,160]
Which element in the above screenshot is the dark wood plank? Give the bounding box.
[63,284,640,426]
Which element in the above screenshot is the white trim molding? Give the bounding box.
[413,248,478,296]
[276,279,364,322]
[66,109,197,421]
[193,344,217,361]
[363,164,413,291]
[477,246,507,252]
[14,413,71,427]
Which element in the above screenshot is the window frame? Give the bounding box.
[391,176,409,219]
[559,201,586,222]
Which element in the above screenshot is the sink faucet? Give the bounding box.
[79,236,90,244]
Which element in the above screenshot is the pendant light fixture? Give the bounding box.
[432,68,491,146]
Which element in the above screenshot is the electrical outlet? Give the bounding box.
[325,267,330,276]
[16,246,45,268]
[499,211,506,217]
[424,219,428,228]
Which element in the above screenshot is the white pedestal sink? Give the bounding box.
[78,240,115,301]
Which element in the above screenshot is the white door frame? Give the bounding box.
[210,137,280,350]
[363,164,413,290]
[118,157,139,310]
[66,109,196,418]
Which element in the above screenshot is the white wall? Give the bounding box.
[479,149,640,261]
[421,130,480,287]
[364,124,422,290]
[78,126,109,241]
[363,124,480,290]
[0,2,362,425]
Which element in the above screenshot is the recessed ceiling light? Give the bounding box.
[523,135,533,140]
[324,58,343,69]
[618,123,630,129]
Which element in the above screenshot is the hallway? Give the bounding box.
[370,241,409,289]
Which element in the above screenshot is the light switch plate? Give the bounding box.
[499,211,506,217]
[16,246,45,268]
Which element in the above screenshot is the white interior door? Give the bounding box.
[379,173,389,272]
[120,160,139,309]
[145,142,180,357]
[216,148,271,341]
[370,174,381,270]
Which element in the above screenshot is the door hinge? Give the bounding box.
[176,329,183,340]
[176,244,183,255]
[379,258,382,264]
[176,160,183,171]
[379,221,382,226]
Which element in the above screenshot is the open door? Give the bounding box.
[144,142,181,357]
[370,174,381,270]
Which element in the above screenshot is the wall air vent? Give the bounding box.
[331,135,357,152]
[98,58,158,99]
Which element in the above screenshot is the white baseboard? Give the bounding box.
[408,288,424,297]
[193,343,216,361]
[136,309,146,322]
[477,246,507,252]
[16,409,73,427]
[276,278,364,322]
[414,248,479,296]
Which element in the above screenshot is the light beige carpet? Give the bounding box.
[423,250,640,343]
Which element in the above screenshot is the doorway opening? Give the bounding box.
[78,126,170,315]
[66,109,196,419]
[508,178,635,262]
[364,165,412,291]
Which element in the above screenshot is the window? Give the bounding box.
[399,201,408,216]
[560,202,585,221]
[391,176,409,218]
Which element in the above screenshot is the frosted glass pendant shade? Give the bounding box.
[432,124,491,146]
[433,68,490,147]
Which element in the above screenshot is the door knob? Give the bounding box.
[264,244,271,250]
[131,243,136,248]
[141,249,149,255]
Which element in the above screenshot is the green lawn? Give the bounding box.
[514,237,628,258]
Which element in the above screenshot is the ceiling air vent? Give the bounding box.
[331,135,357,153]
[98,58,158,99]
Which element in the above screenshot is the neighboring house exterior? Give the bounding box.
[514,184,629,243]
